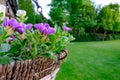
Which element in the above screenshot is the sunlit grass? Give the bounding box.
[56,40,120,80]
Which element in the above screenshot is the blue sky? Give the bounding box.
[38,0,120,18]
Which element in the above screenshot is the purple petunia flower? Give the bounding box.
[2,18,18,28]
[2,18,19,35]
[15,23,25,34]
[2,18,9,27]
[8,34,15,43]
[62,25,72,32]
[15,23,32,34]
[2,18,18,30]
[34,23,55,36]
[25,24,32,30]
[8,18,19,29]
[2,18,32,34]
[26,45,30,52]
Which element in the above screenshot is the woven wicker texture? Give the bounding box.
[0,50,67,80]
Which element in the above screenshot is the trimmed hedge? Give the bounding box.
[74,33,120,42]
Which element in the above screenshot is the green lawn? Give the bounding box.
[56,40,120,80]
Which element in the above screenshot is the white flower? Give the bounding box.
[16,10,26,17]
[0,4,6,20]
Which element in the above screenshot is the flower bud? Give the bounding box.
[16,10,26,17]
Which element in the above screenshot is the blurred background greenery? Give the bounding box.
[15,0,120,80]
[18,0,120,42]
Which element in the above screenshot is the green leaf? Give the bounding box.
[0,43,10,52]
[55,42,63,53]
[0,52,4,56]
[24,17,28,22]
[8,45,20,53]
[49,35,56,43]
[49,52,57,60]
[56,46,63,53]
[0,55,11,64]
[43,52,57,60]
[50,54,57,60]
[0,27,3,36]
[16,17,21,22]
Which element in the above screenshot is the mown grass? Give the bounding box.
[56,40,120,80]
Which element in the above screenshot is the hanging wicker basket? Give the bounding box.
[0,50,67,80]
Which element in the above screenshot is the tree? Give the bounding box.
[49,0,96,28]
[98,4,120,31]
[66,0,97,35]
[98,3,120,40]
[49,0,67,26]
[110,3,120,32]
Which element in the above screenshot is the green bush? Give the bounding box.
[112,34,120,40]
[74,33,120,42]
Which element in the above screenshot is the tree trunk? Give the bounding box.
[103,31,107,41]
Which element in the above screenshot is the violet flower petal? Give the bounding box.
[43,28,48,35]
[2,18,9,27]
[11,34,15,39]
[8,34,15,43]
[62,25,72,32]
[15,27,25,34]
[2,18,19,29]
[25,24,32,30]
[44,23,50,29]
[26,45,30,52]
[9,18,19,29]
[15,23,25,34]
[34,23,55,36]
[48,28,55,35]
[34,23,45,33]
[34,23,43,29]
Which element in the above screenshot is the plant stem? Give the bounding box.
[34,44,37,58]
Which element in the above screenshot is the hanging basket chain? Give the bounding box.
[5,0,46,19]
[33,0,47,19]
